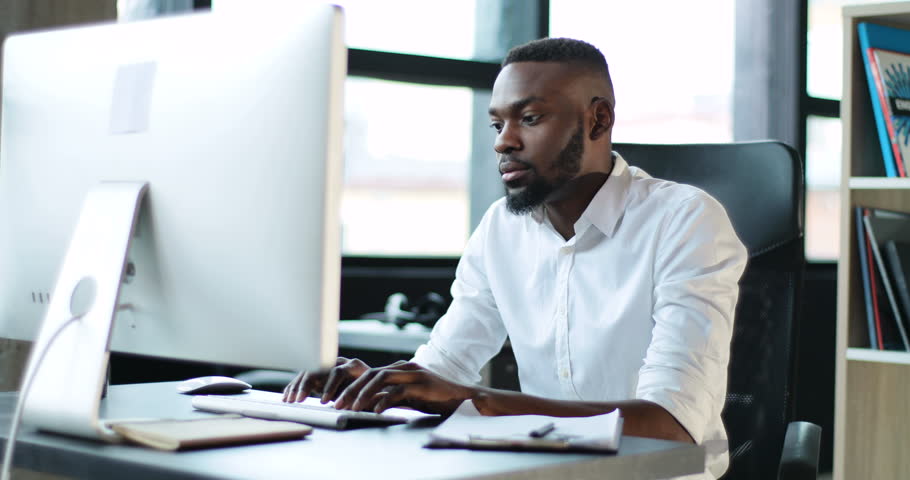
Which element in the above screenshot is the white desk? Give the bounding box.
[0,382,706,479]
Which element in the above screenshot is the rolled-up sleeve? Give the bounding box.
[412,206,508,385]
[635,192,747,443]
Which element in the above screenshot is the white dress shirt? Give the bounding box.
[412,153,747,480]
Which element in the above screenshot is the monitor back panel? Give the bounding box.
[0,6,345,371]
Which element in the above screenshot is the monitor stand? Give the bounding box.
[17,181,148,441]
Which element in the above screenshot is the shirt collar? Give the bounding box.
[579,152,632,238]
[529,152,632,239]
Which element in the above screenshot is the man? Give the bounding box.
[284,38,746,479]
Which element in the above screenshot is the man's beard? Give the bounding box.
[505,122,584,215]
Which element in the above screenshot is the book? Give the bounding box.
[856,207,879,348]
[885,240,910,329]
[426,400,622,453]
[862,208,910,350]
[863,214,885,349]
[108,414,312,451]
[857,22,910,177]
[868,48,910,176]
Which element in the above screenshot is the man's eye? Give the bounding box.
[490,122,503,133]
[522,115,541,125]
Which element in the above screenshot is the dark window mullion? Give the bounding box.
[347,49,499,89]
[537,0,550,38]
[805,96,840,118]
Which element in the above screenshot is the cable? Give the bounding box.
[1,315,80,480]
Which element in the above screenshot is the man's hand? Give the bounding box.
[282,356,371,404]
[333,361,476,416]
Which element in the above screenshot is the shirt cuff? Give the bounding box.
[412,340,482,385]
[635,366,712,444]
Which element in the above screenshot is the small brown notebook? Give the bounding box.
[109,414,312,451]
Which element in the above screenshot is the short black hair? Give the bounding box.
[502,37,609,77]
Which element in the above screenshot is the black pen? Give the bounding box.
[529,422,555,438]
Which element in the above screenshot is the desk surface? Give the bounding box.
[0,382,705,480]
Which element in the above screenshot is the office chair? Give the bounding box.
[616,141,821,480]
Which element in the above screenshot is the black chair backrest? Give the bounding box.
[616,141,805,480]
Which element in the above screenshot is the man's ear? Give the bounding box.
[589,97,614,140]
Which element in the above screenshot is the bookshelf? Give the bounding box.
[836,3,910,479]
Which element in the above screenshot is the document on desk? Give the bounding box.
[427,400,622,453]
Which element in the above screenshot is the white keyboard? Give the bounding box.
[191,390,432,429]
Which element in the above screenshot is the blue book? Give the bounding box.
[856,207,878,348]
[857,22,910,177]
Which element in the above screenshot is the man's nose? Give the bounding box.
[493,124,521,154]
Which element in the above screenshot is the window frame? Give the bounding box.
[801,0,842,265]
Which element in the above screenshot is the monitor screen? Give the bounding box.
[0,5,345,374]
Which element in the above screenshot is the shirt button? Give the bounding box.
[559,369,569,378]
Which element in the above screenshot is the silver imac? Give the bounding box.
[0,4,345,440]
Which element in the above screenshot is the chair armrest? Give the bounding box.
[777,421,822,480]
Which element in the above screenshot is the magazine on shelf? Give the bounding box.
[868,48,910,177]
[857,22,910,177]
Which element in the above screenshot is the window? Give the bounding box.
[804,115,842,260]
[802,0,904,260]
[807,0,907,100]
[333,0,479,60]
[342,78,475,256]
[549,1,735,143]
[331,1,533,257]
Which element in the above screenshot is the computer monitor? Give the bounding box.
[0,4,345,439]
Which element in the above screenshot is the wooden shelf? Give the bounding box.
[849,177,910,189]
[845,348,910,365]
[836,3,910,480]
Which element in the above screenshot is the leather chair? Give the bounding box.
[616,141,821,480]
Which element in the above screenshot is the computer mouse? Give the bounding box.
[176,376,252,395]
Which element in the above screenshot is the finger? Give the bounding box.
[282,372,305,402]
[322,358,368,403]
[354,388,394,413]
[292,372,317,403]
[333,367,377,410]
[372,385,408,413]
[351,369,425,411]
[320,366,349,404]
[295,372,326,402]
[372,383,436,413]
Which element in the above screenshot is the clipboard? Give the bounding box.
[425,401,623,453]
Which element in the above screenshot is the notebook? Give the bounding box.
[108,414,311,451]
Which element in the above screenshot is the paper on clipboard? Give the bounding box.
[426,400,622,452]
